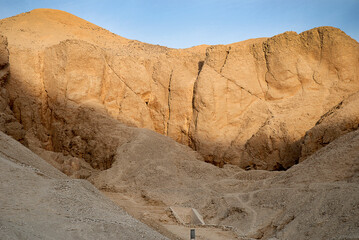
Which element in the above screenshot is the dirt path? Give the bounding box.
[102,191,241,240]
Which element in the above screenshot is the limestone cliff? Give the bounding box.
[191,28,359,169]
[0,9,358,172]
[0,35,25,143]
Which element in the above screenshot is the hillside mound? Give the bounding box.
[0,8,129,49]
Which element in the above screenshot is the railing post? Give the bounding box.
[190,229,195,240]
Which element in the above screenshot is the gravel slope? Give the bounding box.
[0,131,168,240]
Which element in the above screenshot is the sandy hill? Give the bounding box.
[0,8,130,49]
[0,8,358,240]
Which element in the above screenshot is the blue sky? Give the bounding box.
[0,0,358,48]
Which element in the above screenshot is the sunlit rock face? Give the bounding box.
[1,9,358,172]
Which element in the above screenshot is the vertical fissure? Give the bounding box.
[220,46,231,74]
[166,70,174,136]
[188,61,204,150]
[262,41,275,96]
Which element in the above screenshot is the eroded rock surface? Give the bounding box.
[0,35,25,143]
[300,91,359,161]
[191,28,359,169]
[1,9,358,170]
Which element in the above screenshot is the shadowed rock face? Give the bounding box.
[0,10,358,172]
[0,35,25,143]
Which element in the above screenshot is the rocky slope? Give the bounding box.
[1,9,358,170]
[300,91,359,160]
[90,126,359,239]
[0,131,168,240]
[0,8,359,240]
